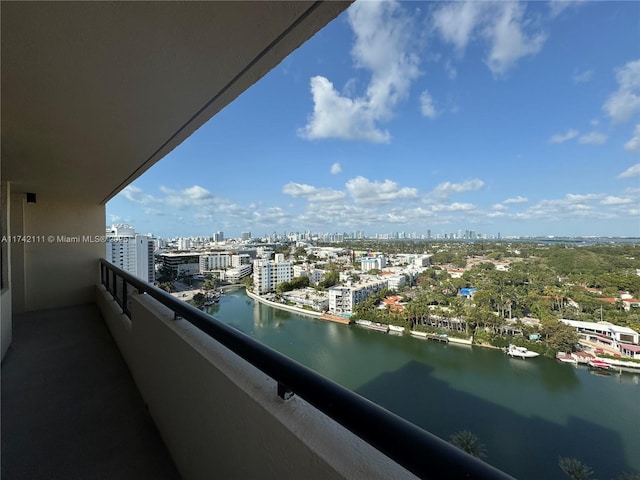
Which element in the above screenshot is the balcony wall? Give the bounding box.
[10,193,104,313]
[97,284,416,480]
[1,182,11,359]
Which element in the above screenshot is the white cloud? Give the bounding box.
[346,176,418,205]
[578,132,607,145]
[492,204,508,211]
[118,185,156,204]
[550,129,579,144]
[624,124,640,152]
[503,196,528,204]
[431,202,476,212]
[512,189,639,224]
[432,2,546,76]
[549,0,586,18]
[601,196,633,206]
[298,0,420,143]
[444,59,457,80]
[572,68,593,84]
[160,185,215,209]
[618,164,640,179]
[298,76,390,143]
[432,1,486,52]
[484,2,547,76]
[419,90,437,118]
[330,162,342,174]
[282,182,346,203]
[432,179,485,197]
[603,59,640,124]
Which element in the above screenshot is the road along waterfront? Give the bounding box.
[204,289,640,480]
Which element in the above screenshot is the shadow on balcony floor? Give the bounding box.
[1,303,181,480]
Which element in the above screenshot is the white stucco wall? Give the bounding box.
[97,285,416,480]
[16,195,105,311]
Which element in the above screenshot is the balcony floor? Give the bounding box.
[1,303,181,480]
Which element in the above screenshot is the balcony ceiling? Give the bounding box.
[1,1,350,204]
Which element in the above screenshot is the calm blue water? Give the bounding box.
[205,289,640,479]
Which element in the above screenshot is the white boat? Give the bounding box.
[588,359,611,370]
[556,353,577,364]
[506,345,540,358]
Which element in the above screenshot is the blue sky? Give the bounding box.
[107,0,640,239]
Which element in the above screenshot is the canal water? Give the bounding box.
[205,289,640,479]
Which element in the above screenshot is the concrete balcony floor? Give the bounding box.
[1,303,181,479]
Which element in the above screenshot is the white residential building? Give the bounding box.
[559,319,639,345]
[105,224,155,282]
[385,274,406,291]
[281,288,329,312]
[253,258,293,295]
[200,253,231,272]
[231,254,251,267]
[293,265,325,286]
[360,256,386,272]
[177,237,192,251]
[328,279,387,314]
[414,255,431,267]
[224,263,253,282]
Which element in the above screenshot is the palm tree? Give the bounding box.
[449,430,486,459]
[558,457,594,480]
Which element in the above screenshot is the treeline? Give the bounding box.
[347,241,640,351]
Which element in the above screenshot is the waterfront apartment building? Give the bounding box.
[328,279,387,315]
[200,253,231,272]
[224,263,252,282]
[105,224,155,283]
[253,258,293,295]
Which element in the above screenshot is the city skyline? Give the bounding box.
[107,0,640,239]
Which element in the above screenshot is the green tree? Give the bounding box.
[449,431,487,459]
[202,278,219,292]
[558,457,594,480]
[156,281,174,293]
[320,271,339,288]
[542,320,579,353]
[191,293,205,307]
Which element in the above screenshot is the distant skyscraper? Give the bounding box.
[213,230,224,242]
[241,231,251,241]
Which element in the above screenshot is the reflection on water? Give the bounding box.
[203,290,640,479]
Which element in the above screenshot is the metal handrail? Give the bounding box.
[99,258,515,480]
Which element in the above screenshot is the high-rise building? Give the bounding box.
[213,231,224,242]
[241,231,251,241]
[106,225,155,282]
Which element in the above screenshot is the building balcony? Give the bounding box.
[2,259,514,479]
[1,3,513,478]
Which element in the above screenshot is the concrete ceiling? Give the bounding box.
[1,1,350,204]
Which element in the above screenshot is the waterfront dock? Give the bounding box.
[410,331,449,343]
[321,313,352,325]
